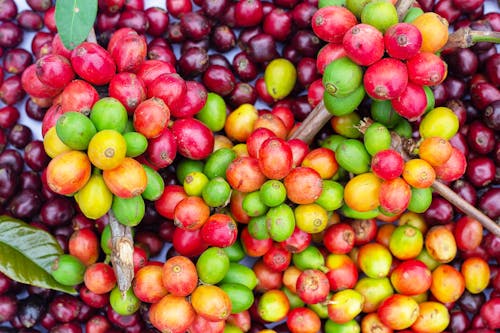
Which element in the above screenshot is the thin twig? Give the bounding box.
[395,0,416,22]
[289,100,330,144]
[431,181,500,236]
[108,210,135,297]
[443,27,500,50]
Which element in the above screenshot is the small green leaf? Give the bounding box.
[55,0,98,50]
[0,216,77,294]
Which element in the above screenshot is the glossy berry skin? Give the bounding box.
[0,75,25,106]
[364,58,409,101]
[68,228,99,266]
[27,0,53,12]
[59,79,100,115]
[201,213,238,248]
[84,262,116,295]
[108,72,147,114]
[0,294,17,323]
[384,23,422,60]
[235,0,264,28]
[108,28,147,73]
[3,48,33,75]
[171,118,214,160]
[312,6,357,44]
[70,42,116,86]
[17,9,44,31]
[8,124,33,149]
[180,11,211,41]
[145,7,169,36]
[371,149,405,180]
[343,23,385,66]
[36,54,75,89]
[263,8,292,42]
[202,64,236,96]
[0,22,23,49]
[467,120,495,155]
[48,294,82,323]
[21,64,62,99]
[0,0,18,21]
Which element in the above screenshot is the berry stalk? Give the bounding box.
[395,0,416,21]
[289,100,329,143]
[443,27,500,50]
[108,210,135,297]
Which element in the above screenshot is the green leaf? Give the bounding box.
[0,216,77,294]
[55,0,98,50]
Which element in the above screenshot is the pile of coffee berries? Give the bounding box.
[0,0,498,332]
